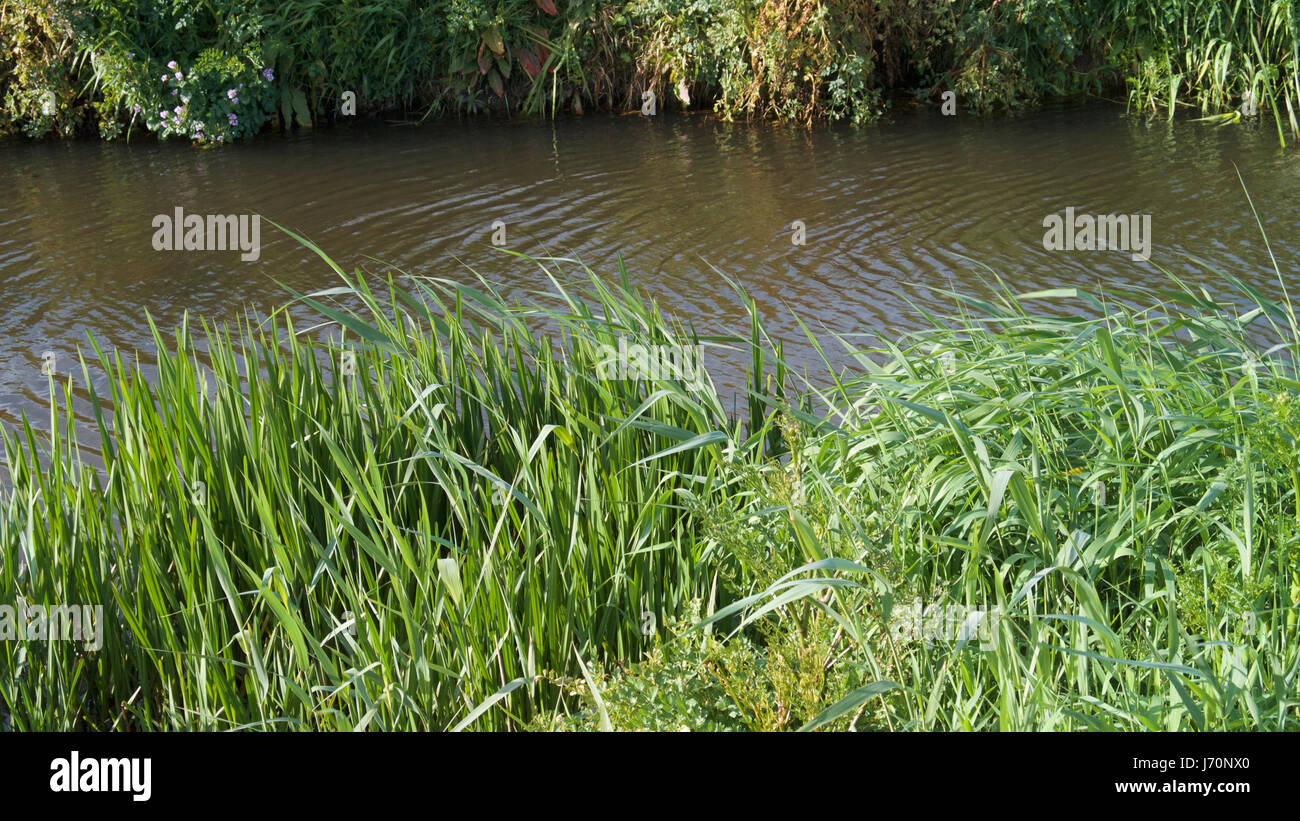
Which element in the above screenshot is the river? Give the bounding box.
[2,100,1297,445]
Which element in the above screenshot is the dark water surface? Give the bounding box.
[1,100,1297,446]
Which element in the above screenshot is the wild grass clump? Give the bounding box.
[2,227,1297,730]
[0,235,786,730]
[1115,0,1300,143]
[685,273,1300,730]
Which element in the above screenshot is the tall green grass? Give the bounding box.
[0,236,784,730]
[700,270,1300,730]
[2,229,1297,730]
[1114,0,1300,144]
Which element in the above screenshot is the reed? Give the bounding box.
[700,269,1300,730]
[0,233,782,730]
[2,225,1296,731]
[1115,0,1300,144]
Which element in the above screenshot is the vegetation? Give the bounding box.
[2,1,1298,142]
[0,233,754,729]
[2,213,1297,730]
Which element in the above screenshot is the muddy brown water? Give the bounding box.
[1,100,1298,457]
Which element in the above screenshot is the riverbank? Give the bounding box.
[2,230,1297,730]
[4,1,1298,144]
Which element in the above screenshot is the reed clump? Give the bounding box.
[2,232,1297,730]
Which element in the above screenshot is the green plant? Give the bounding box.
[702,259,1300,730]
[5,2,1298,137]
[0,231,792,730]
[141,51,276,142]
[0,1,85,137]
[532,602,749,731]
[1110,0,1300,144]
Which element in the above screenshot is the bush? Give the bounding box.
[3,2,1297,140]
[0,1,84,138]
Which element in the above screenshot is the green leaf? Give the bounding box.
[799,681,901,731]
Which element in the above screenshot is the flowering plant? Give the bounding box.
[142,50,276,143]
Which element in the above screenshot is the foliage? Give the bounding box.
[0,231,791,730]
[0,1,84,138]
[4,202,1297,729]
[2,2,1298,140]
[1109,0,1300,143]
[61,0,279,142]
[701,264,1300,730]
[530,603,750,731]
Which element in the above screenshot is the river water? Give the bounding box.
[1,100,1297,444]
